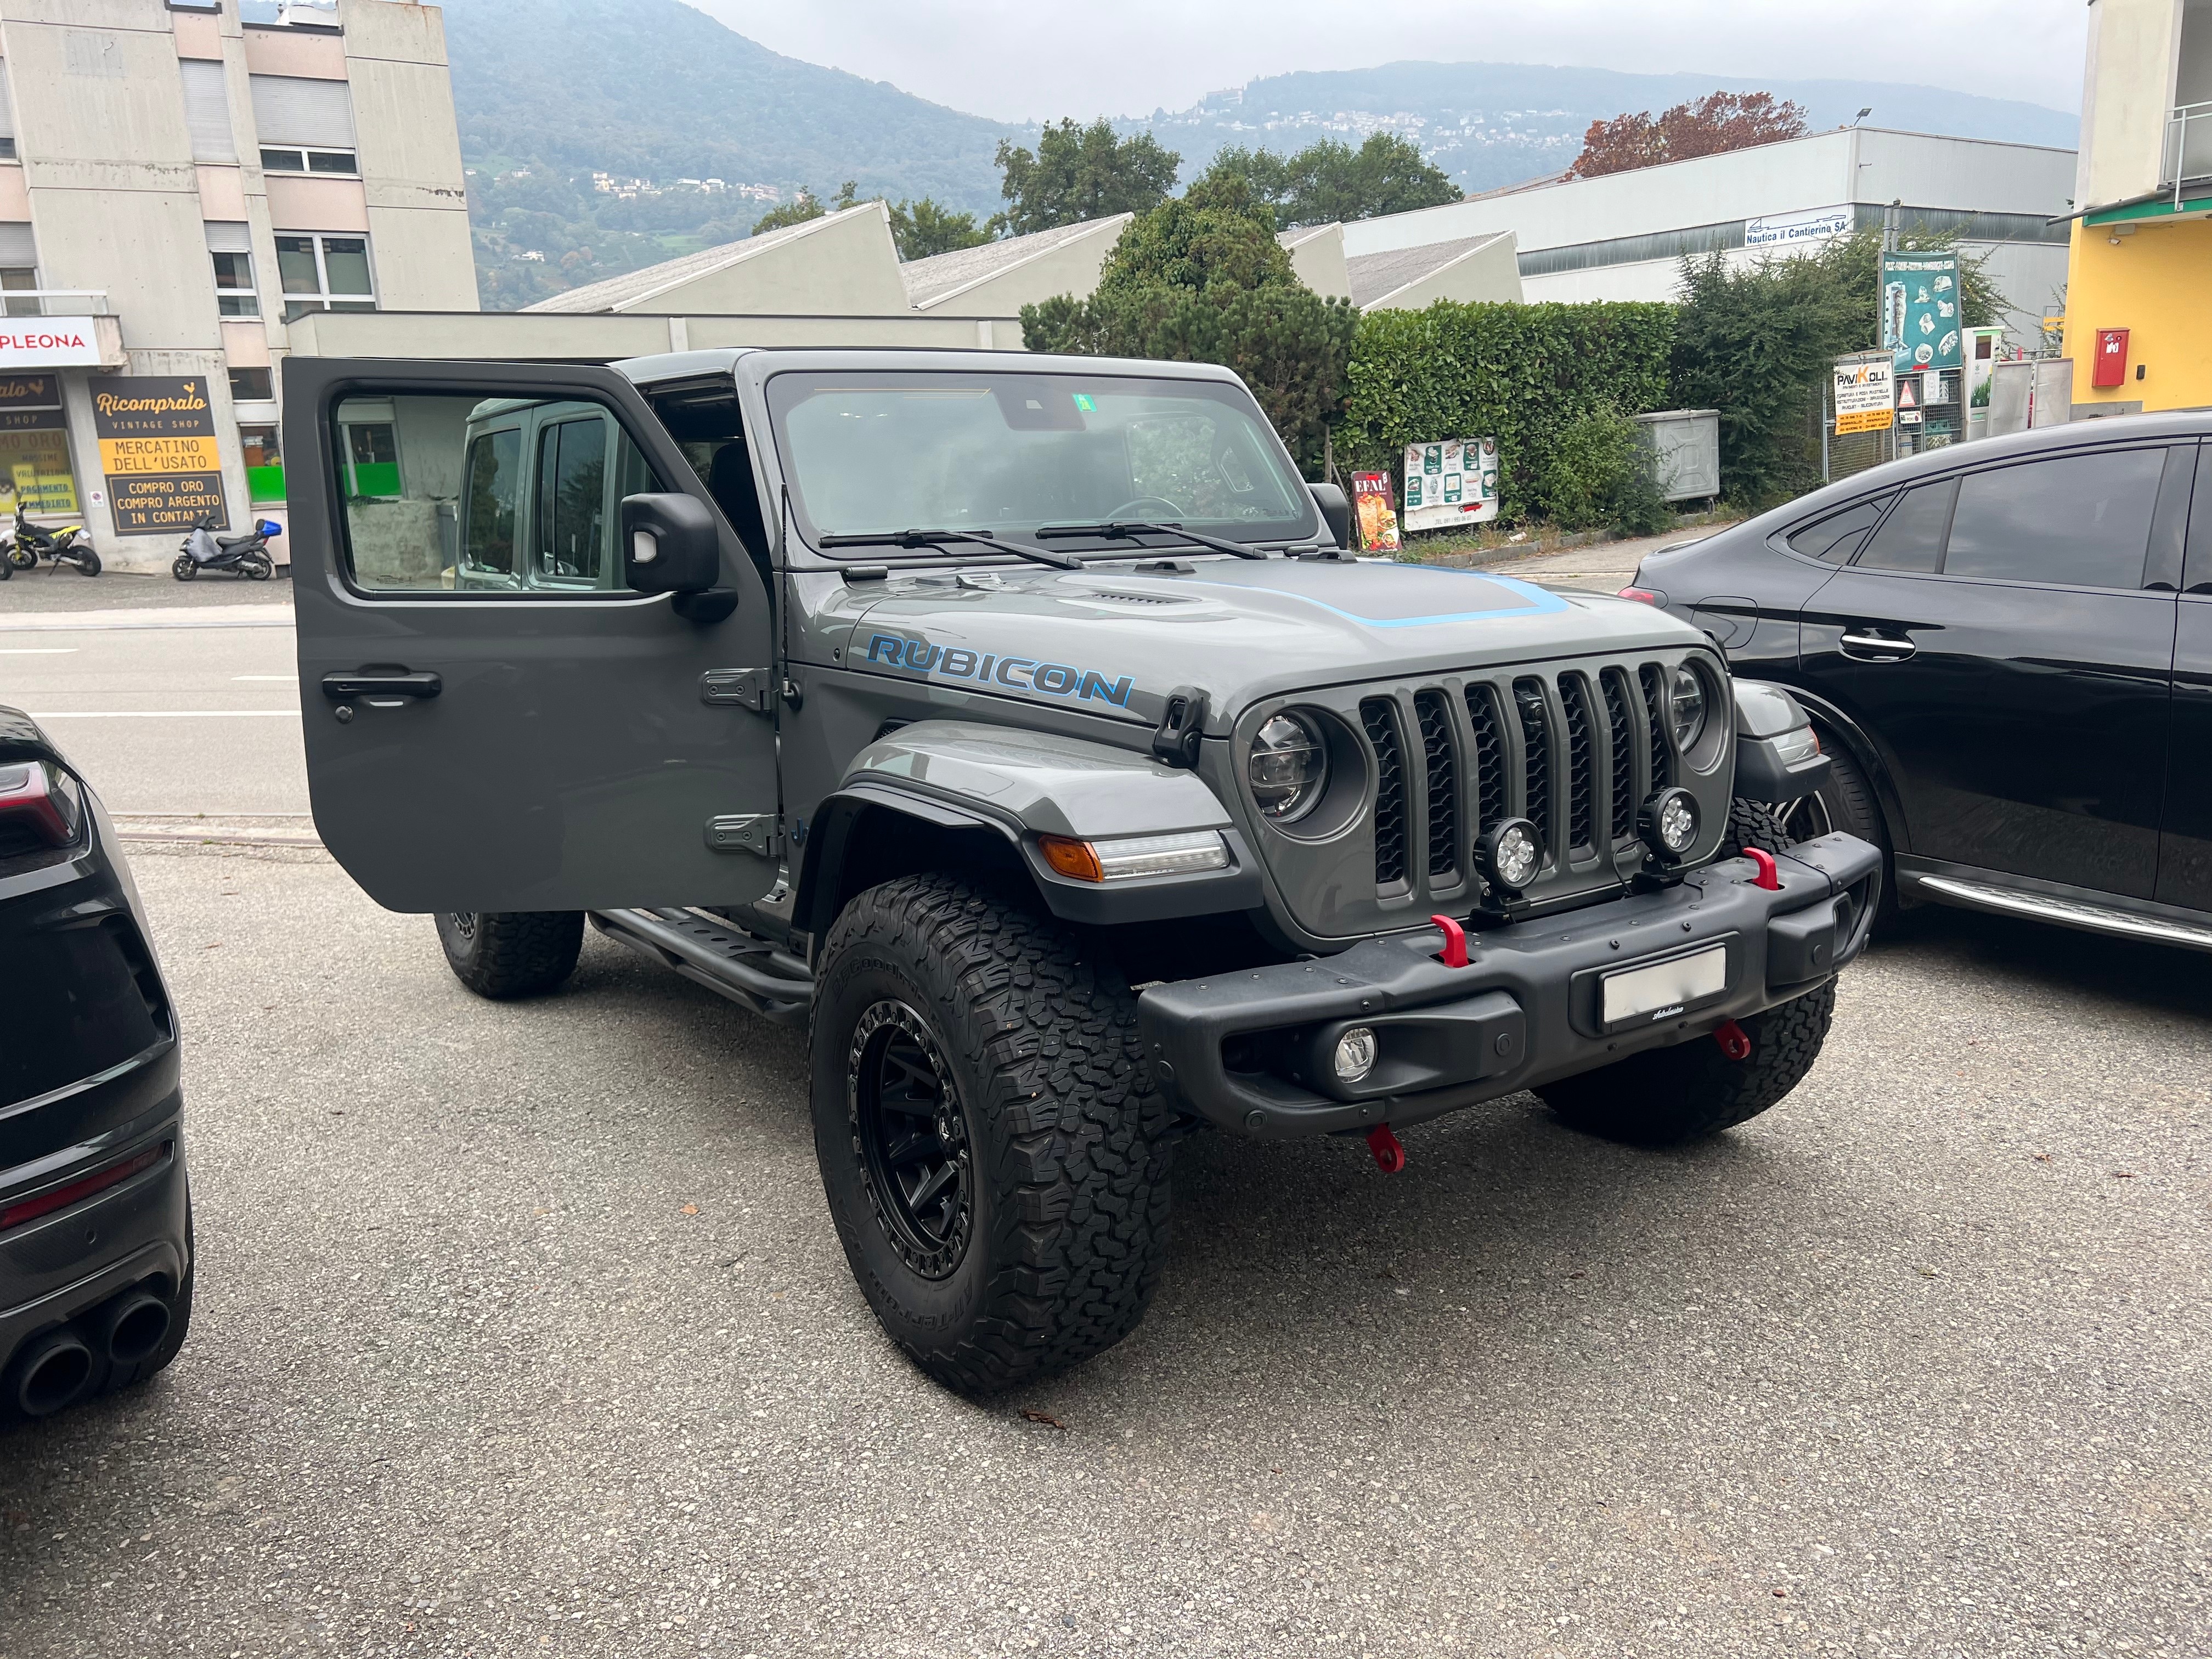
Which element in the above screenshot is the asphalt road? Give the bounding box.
[3,565,2208,1658]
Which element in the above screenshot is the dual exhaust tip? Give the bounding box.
[5,1285,172,1420]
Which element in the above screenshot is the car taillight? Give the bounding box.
[0,1143,168,1233]
[0,760,84,847]
[1617,585,1664,607]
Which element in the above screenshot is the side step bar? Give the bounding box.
[1915,874,2212,953]
[589,907,814,1024]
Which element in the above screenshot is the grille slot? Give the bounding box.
[1413,691,1458,880]
[1463,683,1508,833]
[1361,698,1408,889]
[1601,668,1636,840]
[1513,679,1553,854]
[1560,675,1597,855]
[1639,664,1673,792]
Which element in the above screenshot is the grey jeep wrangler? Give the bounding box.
[284,349,1879,1394]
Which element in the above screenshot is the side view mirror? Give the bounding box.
[621,493,721,595]
[1308,482,1352,550]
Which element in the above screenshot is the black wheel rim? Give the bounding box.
[848,1000,971,1279]
[447,911,478,943]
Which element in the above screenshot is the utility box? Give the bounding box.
[1634,408,1721,502]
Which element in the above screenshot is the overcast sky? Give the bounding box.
[691,0,2087,125]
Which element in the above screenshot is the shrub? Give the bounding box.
[1540,410,1673,536]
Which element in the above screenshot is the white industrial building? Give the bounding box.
[1341,127,2076,343]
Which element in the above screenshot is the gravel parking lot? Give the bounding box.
[2,839,2206,1658]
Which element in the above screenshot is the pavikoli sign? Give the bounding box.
[89,375,227,533]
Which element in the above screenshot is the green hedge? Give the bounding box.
[1336,301,1677,524]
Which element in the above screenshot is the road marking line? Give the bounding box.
[0,647,78,654]
[232,675,294,681]
[26,709,302,718]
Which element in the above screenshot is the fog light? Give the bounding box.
[1476,816,1542,896]
[1333,1026,1378,1084]
[1639,786,1701,862]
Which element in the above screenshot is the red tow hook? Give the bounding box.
[1430,912,1469,968]
[1713,1019,1753,1062]
[1366,1124,1407,1173]
[1746,848,1781,891]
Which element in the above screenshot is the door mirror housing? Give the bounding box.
[1308,482,1352,550]
[622,493,721,595]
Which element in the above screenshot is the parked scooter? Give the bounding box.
[4,503,99,577]
[173,518,279,582]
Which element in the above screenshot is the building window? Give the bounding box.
[0,268,36,319]
[229,366,274,403]
[0,140,16,162]
[241,424,285,505]
[343,420,402,499]
[261,146,358,176]
[275,233,374,320]
[211,250,259,318]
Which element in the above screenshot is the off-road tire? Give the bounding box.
[1725,798,1795,857]
[1537,979,1838,1145]
[433,910,584,999]
[810,876,1176,1395]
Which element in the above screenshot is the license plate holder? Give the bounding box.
[1599,942,1729,1032]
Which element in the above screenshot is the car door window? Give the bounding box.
[1944,448,2166,589]
[458,428,520,582]
[1787,495,1892,561]
[534,416,607,583]
[1856,478,1956,573]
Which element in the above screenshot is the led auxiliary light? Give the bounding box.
[1037,830,1229,883]
[1475,817,1543,896]
[1638,787,1701,864]
[1332,1026,1378,1085]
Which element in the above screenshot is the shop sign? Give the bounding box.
[1880,251,1962,376]
[1401,438,1502,533]
[0,375,63,410]
[1350,472,1400,552]
[1745,204,1852,249]
[88,374,228,533]
[1832,354,1894,435]
[0,321,105,369]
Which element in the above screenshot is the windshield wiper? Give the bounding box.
[816,527,1082,571]
[1035,520,1268,561]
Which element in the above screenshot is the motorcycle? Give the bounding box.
[173,518,280,582]
[5,503,100,577]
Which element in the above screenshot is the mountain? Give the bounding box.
[1139,63,2081,198]
[436,1,2079,309]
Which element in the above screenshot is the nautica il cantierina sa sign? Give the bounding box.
[0,321,104,369]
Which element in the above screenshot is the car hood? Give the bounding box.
[840,557,1708,731]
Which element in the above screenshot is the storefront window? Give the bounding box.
[241,424,284,504]
[0,386,80,517]
[344,421,400,499]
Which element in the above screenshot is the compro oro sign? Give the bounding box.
[1744,205,1852,249]
[88,375,227,533]
[0,321,107,369]
[1833,356,1895,435]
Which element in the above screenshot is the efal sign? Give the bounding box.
[0,321,106,369]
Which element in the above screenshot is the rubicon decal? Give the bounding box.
[862,632,1134,708]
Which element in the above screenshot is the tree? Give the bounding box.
[1572,91,1808,179]
[751,180,856,236]
[887,196,989,261]
[992,118,1181,236]
[1200,133,1459,228]
[1020,174,1356,469]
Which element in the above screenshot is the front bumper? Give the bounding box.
[1139,832,1881,1139]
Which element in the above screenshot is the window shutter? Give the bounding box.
[0,74,15,142]
[0,224,36,268]
[179,59,236,163]
[205,220,252,254]
[248,74,355,148]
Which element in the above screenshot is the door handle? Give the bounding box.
[1838,631,1916,661]
[321,670,442,699]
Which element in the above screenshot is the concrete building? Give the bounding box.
[2063,0,2212,413]
[900,213,1131,321]
[1345,230,1523,311]
[0,0,474,567]
[1340,128,2076,345]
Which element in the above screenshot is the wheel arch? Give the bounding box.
[1776,686,1912,856]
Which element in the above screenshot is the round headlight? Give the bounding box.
[1639,786,1701,861]
[1667,664,1708,753]
[1248,712,1328,821]
[1333,1026,1378,1084]
[1477,816,1543,896]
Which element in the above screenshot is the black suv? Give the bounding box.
[0,709,191,1424]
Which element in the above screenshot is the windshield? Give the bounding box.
[765,370,1315,552]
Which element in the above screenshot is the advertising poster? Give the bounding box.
[1399,438,1501,532]
[88,374,228,533]
[0,374,79,514]
[1962,325,2007,411]
[1880,251,1962,377]
[1351,471,1400,552]
[1832,354,1894,435]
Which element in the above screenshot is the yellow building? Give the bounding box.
[2066,0,2212,413]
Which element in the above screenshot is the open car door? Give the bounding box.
[282,357,782,914]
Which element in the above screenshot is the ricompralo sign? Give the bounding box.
[0,321,106,369]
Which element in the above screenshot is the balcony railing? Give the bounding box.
[2163,101,2212,204]
[0,289,111,319]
